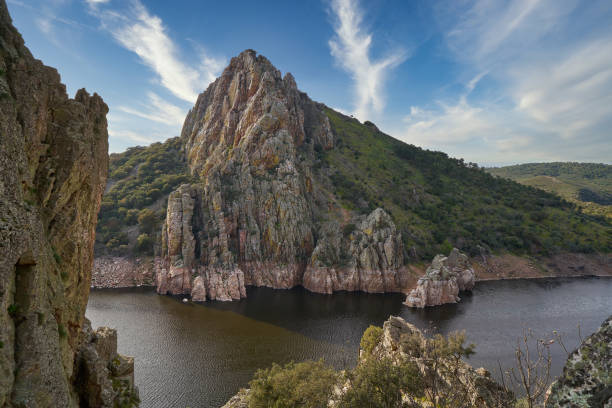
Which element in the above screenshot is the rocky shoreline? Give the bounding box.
[91,252,612,300]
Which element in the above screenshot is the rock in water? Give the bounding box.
[404,248,475,308]
[0,2,136,406]
[545,315,612,407]
[155,50,411,300]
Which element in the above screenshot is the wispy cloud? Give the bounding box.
[118,92,186,126]
[400,0,612,164]
[84,0,227,151]
[328,0,406,121]
[87,0,224,103]
[108,128,159,147]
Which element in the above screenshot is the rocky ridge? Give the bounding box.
[0,2,136,406]
[155,50,409,301]
[545,315,611,407]
[404,248,475,307]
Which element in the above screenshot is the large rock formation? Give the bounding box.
[0,2,136,406]
[404,248,475,308]
[156,50,411,301]
[545,315,611,407]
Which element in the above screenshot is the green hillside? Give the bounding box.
[95,110,611,260]
[487,163,611,219]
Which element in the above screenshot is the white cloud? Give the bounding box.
[87,0,224,103]
[328,0,406,121]
[108,128,158,145]
[35,17,53,35]
[399,0,612,164]
[118,92,186,126]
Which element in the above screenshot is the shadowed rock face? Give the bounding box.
[404,248,476,308]
[0,2,135,406]
[156,50,409,301]
[545,315,612,408]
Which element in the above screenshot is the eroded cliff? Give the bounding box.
[156,50,410,300]
[0,2,136,406]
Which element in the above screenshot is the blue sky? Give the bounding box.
[7,0,612,165]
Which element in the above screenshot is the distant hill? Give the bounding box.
[487,163,611,219]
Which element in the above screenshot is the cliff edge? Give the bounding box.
[0,2,136,406]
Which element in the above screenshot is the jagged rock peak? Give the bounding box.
[180,49,329,177]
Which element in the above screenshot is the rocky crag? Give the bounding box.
[404,248,476,307]
[0,2,137,406]
[155,50,408,301]
[222,315,515,407]
[545,315,611,407]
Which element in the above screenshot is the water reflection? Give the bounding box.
[87,277,612,408]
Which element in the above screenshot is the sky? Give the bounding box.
[7,0,612,165]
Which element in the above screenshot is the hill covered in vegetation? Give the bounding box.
[95,51,610,300]
[95,111,611,261]
[487,162,611,219]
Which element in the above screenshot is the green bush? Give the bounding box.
[136,233,154,255]
[339,357,423,408]
[137,208,158,235]
[360,325,383,355]
[248,360,338,408]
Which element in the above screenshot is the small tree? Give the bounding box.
[402,329,476,408]
[248,360,338,408]
[137,208,158,235]
[136,233,154,255]
[360,325,383,356]
[340,357,423,408]
[502,329,553,408]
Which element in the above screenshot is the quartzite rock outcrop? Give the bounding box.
[156,50,410,301]
[221,315,515,407]
[545,315,612,407]
[0,2,136,406]
[404,248,475,307]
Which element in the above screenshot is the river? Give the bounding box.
[86,277,612,408]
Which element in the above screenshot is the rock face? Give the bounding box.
[369,316,515,407]
[74,320,138,408]
[545,315,611,408]
[0,2,136,406]
[156,50,411,301]
[303,208,407,294]
[404,248,475,308]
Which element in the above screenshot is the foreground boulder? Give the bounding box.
[404,248,475,308]
[0,2,136,406]
[545,315,611,407]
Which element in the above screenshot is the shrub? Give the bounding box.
[360,325,383,355]
[136,233,154,255]
[248,360,338,408]
[339,357,423,408]
[342,223,356,237]
[137,208,158,235]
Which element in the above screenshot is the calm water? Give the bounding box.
[86,278,612,408]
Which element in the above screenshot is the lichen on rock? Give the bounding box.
[0,1,136,405]
[545,315,611,407]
